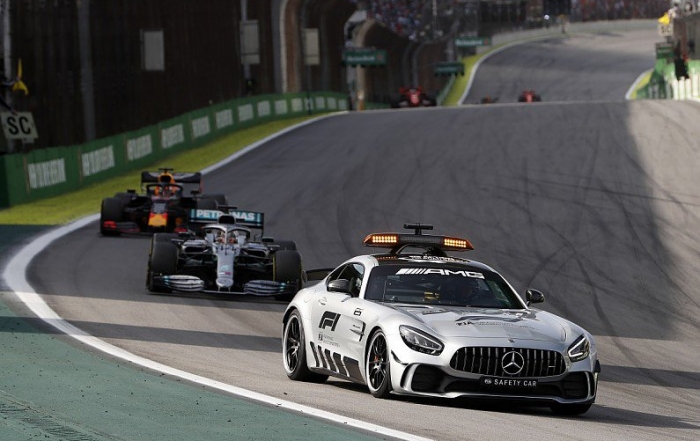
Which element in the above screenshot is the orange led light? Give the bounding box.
[364,230,474,252]
[364,234,399,246]
[443,237,474,250]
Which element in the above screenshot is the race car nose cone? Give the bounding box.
[216,278,234,288]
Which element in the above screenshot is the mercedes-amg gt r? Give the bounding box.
[282,224,599,415]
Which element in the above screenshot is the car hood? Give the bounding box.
[390,305,570,344]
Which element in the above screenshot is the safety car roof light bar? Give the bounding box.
[404,223,432,235]
[363,224,474,254]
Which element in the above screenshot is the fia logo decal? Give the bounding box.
[319,311,340,331]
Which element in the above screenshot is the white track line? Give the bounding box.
[1,113,434,441]
[626,68,653,100]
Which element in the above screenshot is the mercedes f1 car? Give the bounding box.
[282,224,600,415]
[100,168,228,235]
[146,209,303,298]
[390,86,437,108]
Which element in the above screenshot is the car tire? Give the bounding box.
[100,197,124,236]
[146,240,178,293]
[273,250,303,301]
[282,310,328,382]
[274,240,297,251]
[365,329,393,398]
[153,233,177,243]
[114,192,133,204]
[549,402,592,416]
[273,250,302,284]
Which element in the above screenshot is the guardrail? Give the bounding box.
[0,92,362,208]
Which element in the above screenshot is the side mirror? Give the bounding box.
[525,289,545,306]
[328,279,352,294]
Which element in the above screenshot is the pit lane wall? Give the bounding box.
[0,92,365,208]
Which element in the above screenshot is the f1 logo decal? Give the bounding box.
[319,311,340,331]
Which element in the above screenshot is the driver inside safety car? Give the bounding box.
[439,277,483,304]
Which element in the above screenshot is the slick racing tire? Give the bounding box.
[273,240,297,251]
[146,240,178,293]
[114,192,134,204]
[273,250,302,281]
[153,233,177,243]
[366,329,393,398]
[549,402,592,416]
[282,310,328,383]
[273,250,303,301]
[100,197,124,236]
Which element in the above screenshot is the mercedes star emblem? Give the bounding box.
[501,351,525,375]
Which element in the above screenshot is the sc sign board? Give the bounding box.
[1,112,39,141]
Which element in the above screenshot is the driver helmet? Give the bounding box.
[156,173,177,196]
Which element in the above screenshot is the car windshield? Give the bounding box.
[364,264,524,309]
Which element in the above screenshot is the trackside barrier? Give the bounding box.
[638,60,700,100]
[665,61,700,100]
[0,91,358,208]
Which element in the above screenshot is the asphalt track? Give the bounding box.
[8,27,700,440]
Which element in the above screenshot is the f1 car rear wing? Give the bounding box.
[140,170,202,184]
[189,208,265,230]
[141,169,202,195]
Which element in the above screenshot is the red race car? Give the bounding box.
[518,89,542,103]
[391,86,437,108]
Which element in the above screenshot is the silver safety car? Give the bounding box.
[282,224,600,415]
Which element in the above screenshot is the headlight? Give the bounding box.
[399,325,443,355]
[568,335,590,362]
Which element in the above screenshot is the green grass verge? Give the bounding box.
[442,52,488,106]
[0,116,321,225]
[629,70,653,99]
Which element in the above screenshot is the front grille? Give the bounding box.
[450,347,566,377]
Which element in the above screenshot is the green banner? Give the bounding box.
[455,36,492,48]
[0,91,372,208]
[434,62,465,76]
[343,49,387,66]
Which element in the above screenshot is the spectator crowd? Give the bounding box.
[352,0,670,41]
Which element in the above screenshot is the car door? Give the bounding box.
[309,262,367,382]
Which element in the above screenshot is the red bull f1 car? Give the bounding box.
[100,168,227,235]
